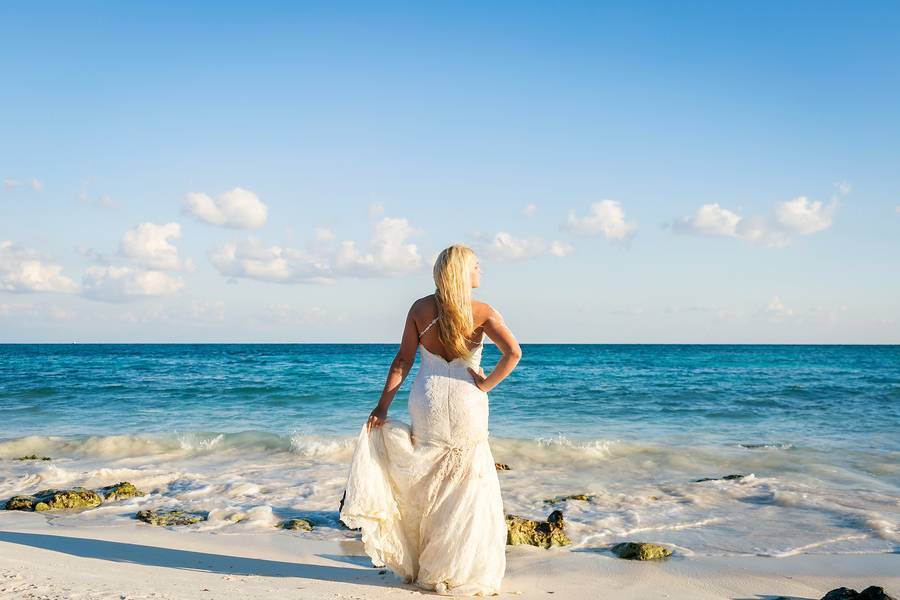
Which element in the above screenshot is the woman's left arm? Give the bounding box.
[367,304,419,431]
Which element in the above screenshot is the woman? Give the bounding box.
[340,243,522,596]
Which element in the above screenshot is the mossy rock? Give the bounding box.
[280,518,313,531]
[543,494,595,504]
[610,541,672,560]
[136,508,207,526]
[4,487,102,511]
[37,487,103,511]
[97,481,146,502]
[693,473,748,483]
[4,495,39,510]
[506,510,571,548]
[14,454,52,461]
[494,463,511,471]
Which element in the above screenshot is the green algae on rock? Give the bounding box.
[4,487,102,511]
[136,508,207,526]
[96,481,146,502]
[610,541,673,560]
[543,494,595,504]
[505,509,571,548]
[280,518,314,531]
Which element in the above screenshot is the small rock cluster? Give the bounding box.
[4,481,144,511]
[506,510,571,548]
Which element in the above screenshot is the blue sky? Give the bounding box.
[1,1,898,343]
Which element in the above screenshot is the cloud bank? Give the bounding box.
[208,215,424,284]
[671,187,846,247]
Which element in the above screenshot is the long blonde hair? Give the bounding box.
[432,244,478,360]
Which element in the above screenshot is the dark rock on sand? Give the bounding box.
[280,518,313,531]
[96,481,146,502]
[506,509,571,548]
[693,473,748,482]
[821,586,896,600]
[136,508,207,526]
[610,541,673,560]
[543,494,595,504]
[14,454,52,461]
[495,462,511,471]
[4,487,102,511]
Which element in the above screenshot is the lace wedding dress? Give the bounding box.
[340,316,506,595]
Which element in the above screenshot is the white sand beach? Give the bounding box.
[2,511,897,600]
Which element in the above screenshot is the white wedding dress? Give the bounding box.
[340,316,507,596]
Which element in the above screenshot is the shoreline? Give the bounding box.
[2,512,898,599]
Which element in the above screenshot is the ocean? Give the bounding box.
[1,343,898,557]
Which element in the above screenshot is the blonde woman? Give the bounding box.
[340,244,522,596]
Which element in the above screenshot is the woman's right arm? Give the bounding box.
[469,305,521,392]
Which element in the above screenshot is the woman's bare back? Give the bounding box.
[414,294,488,362]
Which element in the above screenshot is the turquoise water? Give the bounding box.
[1,344,898,556]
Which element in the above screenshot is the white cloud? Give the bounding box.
[483,232,548,261]
[183,187,268,229]
[756,296,848,323]
[774,196,836,235]
[119,222,192,271]
[549,240,575,257]
[834,181,852,196]
[563,200,637,242]
[334,217,423,276]
[762,296,795,320]
[208,237,334,284]
[660,304,749,321]
[314,226,335,242]
[368,202,385,218]
[82,265,184,303]
[523,203,537,217]
[78,191,119,209]
[479,232,574,262]
[3,178,43,192]
[190,299,226,322]
[673,203,741,237]
[673,192,841,247]
[0,240,79,293]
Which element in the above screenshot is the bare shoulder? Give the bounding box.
[410,294,436,318]
[473,300,504,327]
